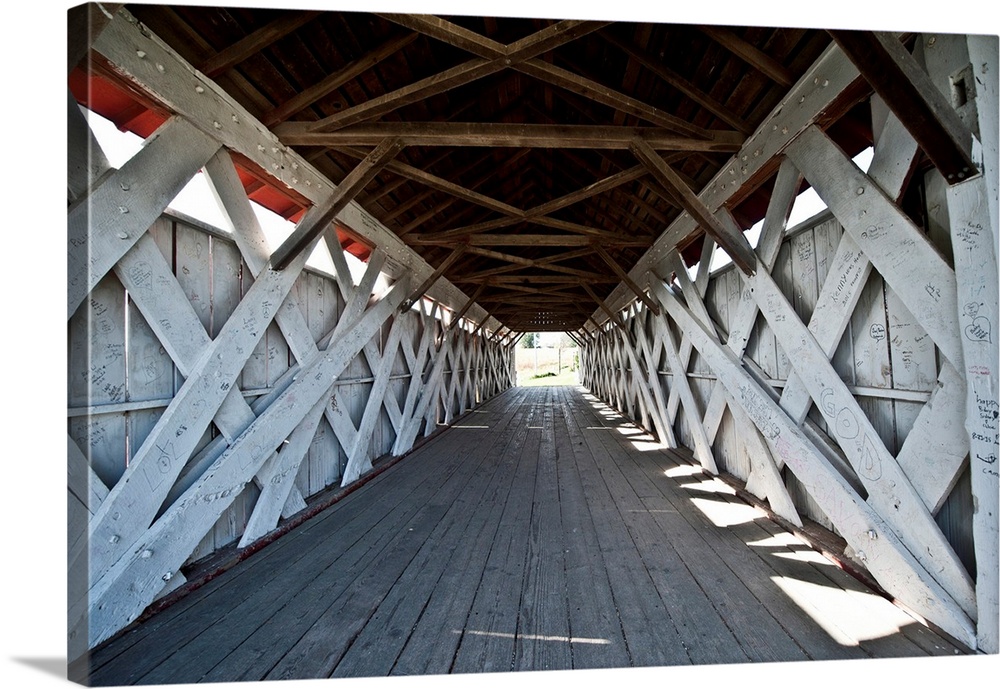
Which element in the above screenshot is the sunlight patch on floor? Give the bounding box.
[746,533,805,548]
[679,477,737,495]
[664,464,703,478]
[615,426,642,436]
[454,630,611,645]
[689,497,761,527]
[771,575,909,645]
[771,549,838,566]
[630,438,665,452]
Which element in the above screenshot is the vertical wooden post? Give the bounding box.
[924,31,1000,654]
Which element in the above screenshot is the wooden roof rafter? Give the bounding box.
[293,17,609,134]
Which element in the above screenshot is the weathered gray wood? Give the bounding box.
[662,249,799,521]
[198,10,319,77]
[701,159,802,441]
[701,25,794,87]
[617,326,674,449]
[68,272,129,523]
[270,138,403,270]
[67,92,111,203]
[207,152,375,485]
[631,316,677,448]
[547,389,633,669]
[601,41,864,316]
[413,322,451,435]
[582,407,810,664]
[893,363,968,513]
[264,398,529,681]
[777,233,871,423]
[924,31,999,654]
[884,285,938,445]
[83,386,964,681]
[392,307,439,455]
[776,114,918,426]
[662,240,715,425]
[330,392,533,677]
[261,32,419,126]
[68,434,108,518]
[724,388,803,526]
[632,139,756,274]
[67,2,121,73]
[829,30,978,184]
[281,121,741,151]
[650,278,976,648]
[67,116,220,319]
[209,150,409,489]
[651,309,717,473]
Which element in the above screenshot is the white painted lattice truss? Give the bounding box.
[581,33,998,653]
[68,6,998,663]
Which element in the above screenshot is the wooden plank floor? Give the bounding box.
[83,385,967,685]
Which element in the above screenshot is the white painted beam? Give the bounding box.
[90,7,498,331]
[740,255,976,618]
[72,273,412,650]
[787,125,963,369]
[651,278,976,648]
[85,232,318,588]
[67,116,220,319]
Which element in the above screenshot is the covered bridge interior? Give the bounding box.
[67,2,998,684]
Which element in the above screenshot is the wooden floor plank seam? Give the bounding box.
[251,387,535,681]
[576,393,816,662]
[330,387,538,676]
[570,391,753,665]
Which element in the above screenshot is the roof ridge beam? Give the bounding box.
[279,122,745,150]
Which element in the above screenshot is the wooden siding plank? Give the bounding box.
[342,314,409,484]
[701,159,801,443]
[652,310,716,473]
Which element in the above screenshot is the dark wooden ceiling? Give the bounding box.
[120,4,846,332]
